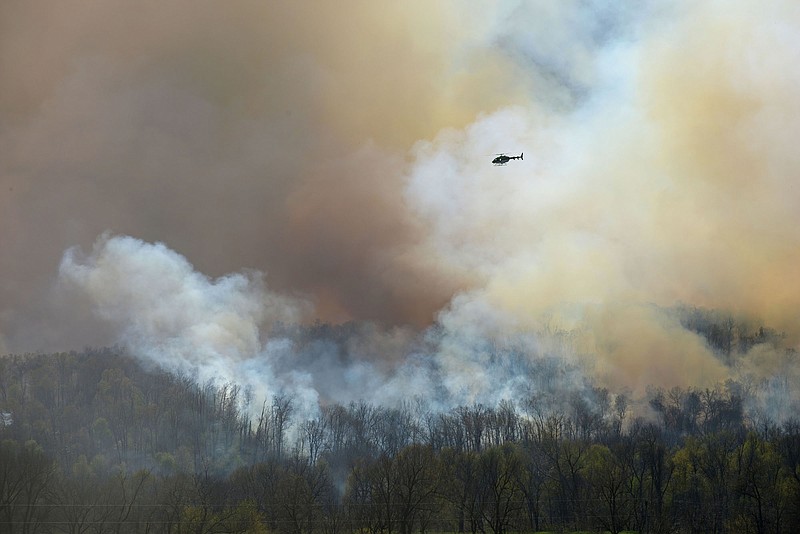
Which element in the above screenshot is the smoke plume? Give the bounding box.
[2,1,800,421]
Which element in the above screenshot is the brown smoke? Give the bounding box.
[2,0,799,407]
[404,0,800,393]
[0,1,524,350]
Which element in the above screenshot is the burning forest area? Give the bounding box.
[2,1,800,533]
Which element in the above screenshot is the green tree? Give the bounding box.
[476,443,524,534]
[732,432,790,534]
[393,444,441,534]
[0,439,56,534]
[585,443,632,534]
[438,448,482,533]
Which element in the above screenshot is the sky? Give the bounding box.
[2,1,800,418]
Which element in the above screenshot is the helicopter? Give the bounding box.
[492,152,523,165]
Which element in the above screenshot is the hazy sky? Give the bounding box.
[2,1,800,410]
[2,1,492,348]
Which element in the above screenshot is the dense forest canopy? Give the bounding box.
[1,310,799,533]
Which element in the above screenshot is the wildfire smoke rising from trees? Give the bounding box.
[2,2,800,420]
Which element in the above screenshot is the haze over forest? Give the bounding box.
[2,0,800,425]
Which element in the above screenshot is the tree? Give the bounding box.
[94,368,143,462]
[298,417,327,466]
[515,440,550,532]
[622,419,673,534]
[275,455,336,534]
[732,432,790,534]
[393,444,441,534]
[476,444,525,534]
[438,448,482,533]
[775,419,800,532]
[545,437,590,530]
[585,444,632,534]
[0,440,56,534]
[344,457,385,534]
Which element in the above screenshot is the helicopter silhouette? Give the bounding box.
[492,152,523,165]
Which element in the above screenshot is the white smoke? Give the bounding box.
[57,233,599,423]
[58,234,320,418]
[48,1,800,428]
[401,0,800,404]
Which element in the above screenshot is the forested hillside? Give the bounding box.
[1,319,799,533]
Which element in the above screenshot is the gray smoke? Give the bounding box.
[58,234,600,423]
[5,1,800,427]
